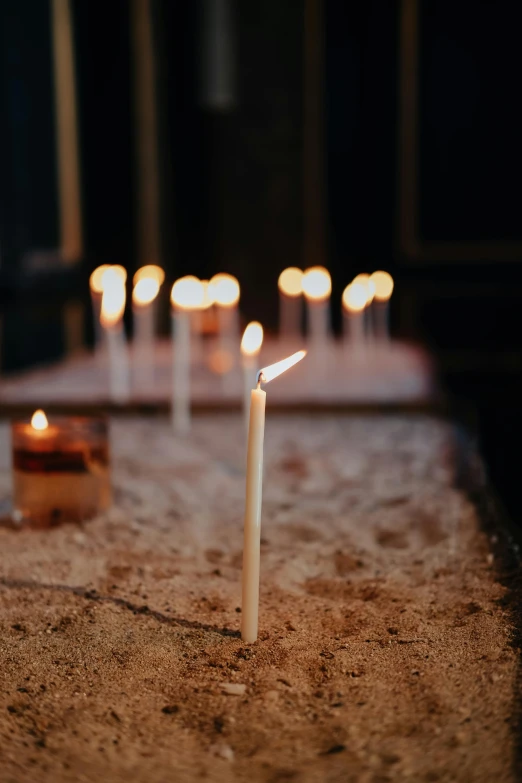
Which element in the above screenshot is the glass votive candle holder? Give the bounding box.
[11,411,111,528]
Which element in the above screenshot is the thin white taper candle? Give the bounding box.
[106,323,130,403]
[241,380,266,643]
[172,310,191,433]
[279,293,302,339]
[133,301,156,393]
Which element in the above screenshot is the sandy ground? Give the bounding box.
[0,414,519,782]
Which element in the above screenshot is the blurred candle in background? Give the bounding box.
[370,271,394,342]
[90,264,111,355]
[209,273,240,390]
[170,276,205,433]
[240,321,264,432]
[132,265,164,394]
[342,282,367,351]
[302,266,332,344]
[278,267,303,340]
[100,269,130,403]
[352,273,376,343]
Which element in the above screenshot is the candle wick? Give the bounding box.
[256,371,265,388]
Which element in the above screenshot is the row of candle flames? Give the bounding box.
[92,263,393,323]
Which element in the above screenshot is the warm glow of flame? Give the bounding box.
[352,273,376,304]
[31,409,48,431]
[133,265,165,286]
[342,282,367,313]
[132,277,160,306]
[171,276,205,310]
[302,267,332,301]
[259,350,306,384]
[209,273,240,307]
[100,269,126,327]
[370,270,394,302]
[278,267,303,297]
[241,321,264,356]
[90,265,111,293]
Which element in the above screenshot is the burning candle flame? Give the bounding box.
[302,267,332,301]
[31,409,48,431]
[209,273,240,307]
[241,322,264,356]
[342,282,367,313]
[258,350,306,385]
[278,267,303,297]
[132,277,160,306]
[171,276,205,310]
[100,269,126,327]
[200,280,214,310]
[352,273,376,304]
[90,264,111,294]
[370,270,394,302]
[133,265,165,286]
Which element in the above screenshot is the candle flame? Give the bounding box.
[259,350,306,384]
[171,276,205,310]
[241,321,264,356]
[302,267,332,301]
[90,264,111,294]
[342,282,367,313]
[370,270,394,302]
[31,409,48,431]
[352,273,376,304]
[200,280,214,309]
[100,269,126,327]
[133,265,165,286]
[278,267,303,297]
[132,276,160,306]
[209,273,240,307]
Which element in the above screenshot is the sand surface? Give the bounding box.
[0,414,519,782]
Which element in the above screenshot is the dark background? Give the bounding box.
[0,0,521,523]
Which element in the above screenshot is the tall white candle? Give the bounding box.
[132,269,162,394]
[209,273,240,391]
[90,265,111,357]
[170,276,205,433]
[302,266,332,344]
[240,322,264,432]
[100,270,130,403]
[278,267,303,340]
[342,282,367,352]
[370,271,394,343]
[241,349,307,643]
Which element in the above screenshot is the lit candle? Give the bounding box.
[352,273,376,342]
[342,282,367,350]
[209,273,241,389]
[242,349,307,643]
[370,270,394,342]
[11,410,111,527]
[240,322,264,432]
[278,267,303,340]
[100,268,130,403]
[170,276,205,433]
[302,266,332,344]
[132,265,164,394]
[89,265,111,355]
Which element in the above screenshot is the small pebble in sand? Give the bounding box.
[219,683,246,696]
[209,743,235,761]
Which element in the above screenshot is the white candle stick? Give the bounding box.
[342,281,368,353]
[240,322,264,432]
[100,269,130,403]
[132,268,163,394]
[242,349,307,643]
[209,273,240,391]
[278,267,303,340]
[302,266,332,345]
[170,276,205,433]
[90,265,111,357]
[370,271,394,343]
